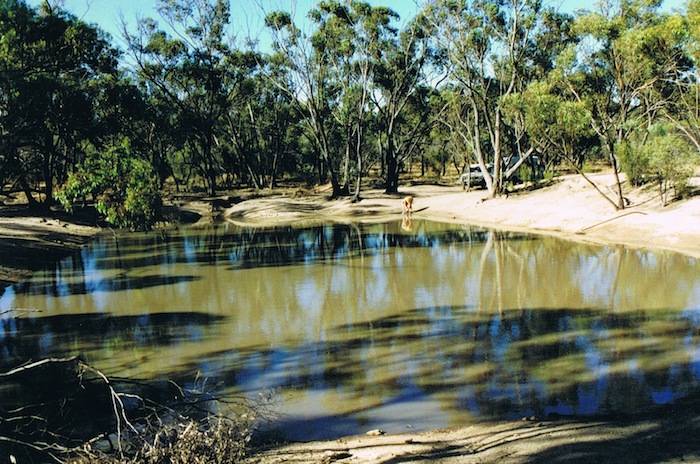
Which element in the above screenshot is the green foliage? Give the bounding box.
[618,140,651,186]
[58,143,161,230]
[0,0,120,204]
[501,81,593,167]
[2,0,699,202]
[646,133,695,205]
[620,129,695,205]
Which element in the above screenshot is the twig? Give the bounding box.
[0,357,78,377]
[78,361,144,455]
[0,307,43,317]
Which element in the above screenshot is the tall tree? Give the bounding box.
[263,9,344,197]
[123,0,250,195]
[562,0,687,209]
[0,0,118,205]
[311,1,399,201]
[425,0,565,197]
[500,81,625,206]
[372,17,432,194]
[660,4,699,153]
[223,67,298,189]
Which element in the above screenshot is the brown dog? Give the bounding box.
[402,195,413,215]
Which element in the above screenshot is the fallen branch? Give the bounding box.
[0,357,265,463]
[0,307,42,317]
[575,211,648,235]
[0,356,78,378]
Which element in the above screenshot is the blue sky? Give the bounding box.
[29,1,420,39]
[28,0,686,47]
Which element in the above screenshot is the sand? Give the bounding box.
[0,206,102,289]
[224,172,700,258]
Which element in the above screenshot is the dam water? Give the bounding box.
[1,219,700,440]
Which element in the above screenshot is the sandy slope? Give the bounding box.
[224,172,700,258]
[0,207,100,288]
[246,410,700,463]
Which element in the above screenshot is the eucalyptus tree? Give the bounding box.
[222,68,299,189]
[661,1,700,154]
[424,0,559,197]
[311,1,398,201]
[263,9,344,197]
[86,72,183,188]
[499,81,629,206]
[0,0,119,205]
[372,17,434,194]
[560,0,689,209]
[123,0,253,195]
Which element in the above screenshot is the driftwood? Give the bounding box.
[0,356,264,463]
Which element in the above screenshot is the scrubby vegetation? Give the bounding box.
[57,143,161,230]
[0,356,268,463]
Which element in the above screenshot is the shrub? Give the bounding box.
[645,134,695,205]
[619,140,651,186]
[58,143,161,230]
[0,357,261,464]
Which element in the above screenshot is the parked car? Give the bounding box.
[460,156,544,189]
[460,163,491,189]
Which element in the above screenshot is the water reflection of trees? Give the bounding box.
[9,222,500,299]
[11,223,698,312]
[3,221,700,440]
[202,305,700,433]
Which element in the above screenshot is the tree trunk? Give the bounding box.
[609,149,625,210]
[43,154,53,204]
[385,137,399,193]
[352,131,363,203]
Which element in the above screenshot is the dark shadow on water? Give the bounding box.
[234,305,700,461]
[0,311,226,370]
[4,303,700,461]
[158,304,700,443]
[12,271,201,296]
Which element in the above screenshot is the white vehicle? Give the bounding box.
[460,156,544,189]
[460,163,491,189]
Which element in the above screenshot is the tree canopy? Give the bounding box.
[1,0,698,228]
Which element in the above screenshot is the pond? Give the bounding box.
[1,219,700,441]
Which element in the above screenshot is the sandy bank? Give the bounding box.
[0,207,102,289]
[225,172,700,259]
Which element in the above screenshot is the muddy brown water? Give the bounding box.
[1,219,700,440]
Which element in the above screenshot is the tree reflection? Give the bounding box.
[215,306,700,436]
[2,220,700,440]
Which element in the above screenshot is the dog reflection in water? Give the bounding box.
[401,215,413,232]
[402,195,413,215]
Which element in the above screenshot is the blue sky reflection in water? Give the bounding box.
[2,220,700,440]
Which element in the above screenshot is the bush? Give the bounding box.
[58,143,161,230]
[620,130,695,205]
[619,140,651,186]
[645,134,695,205]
